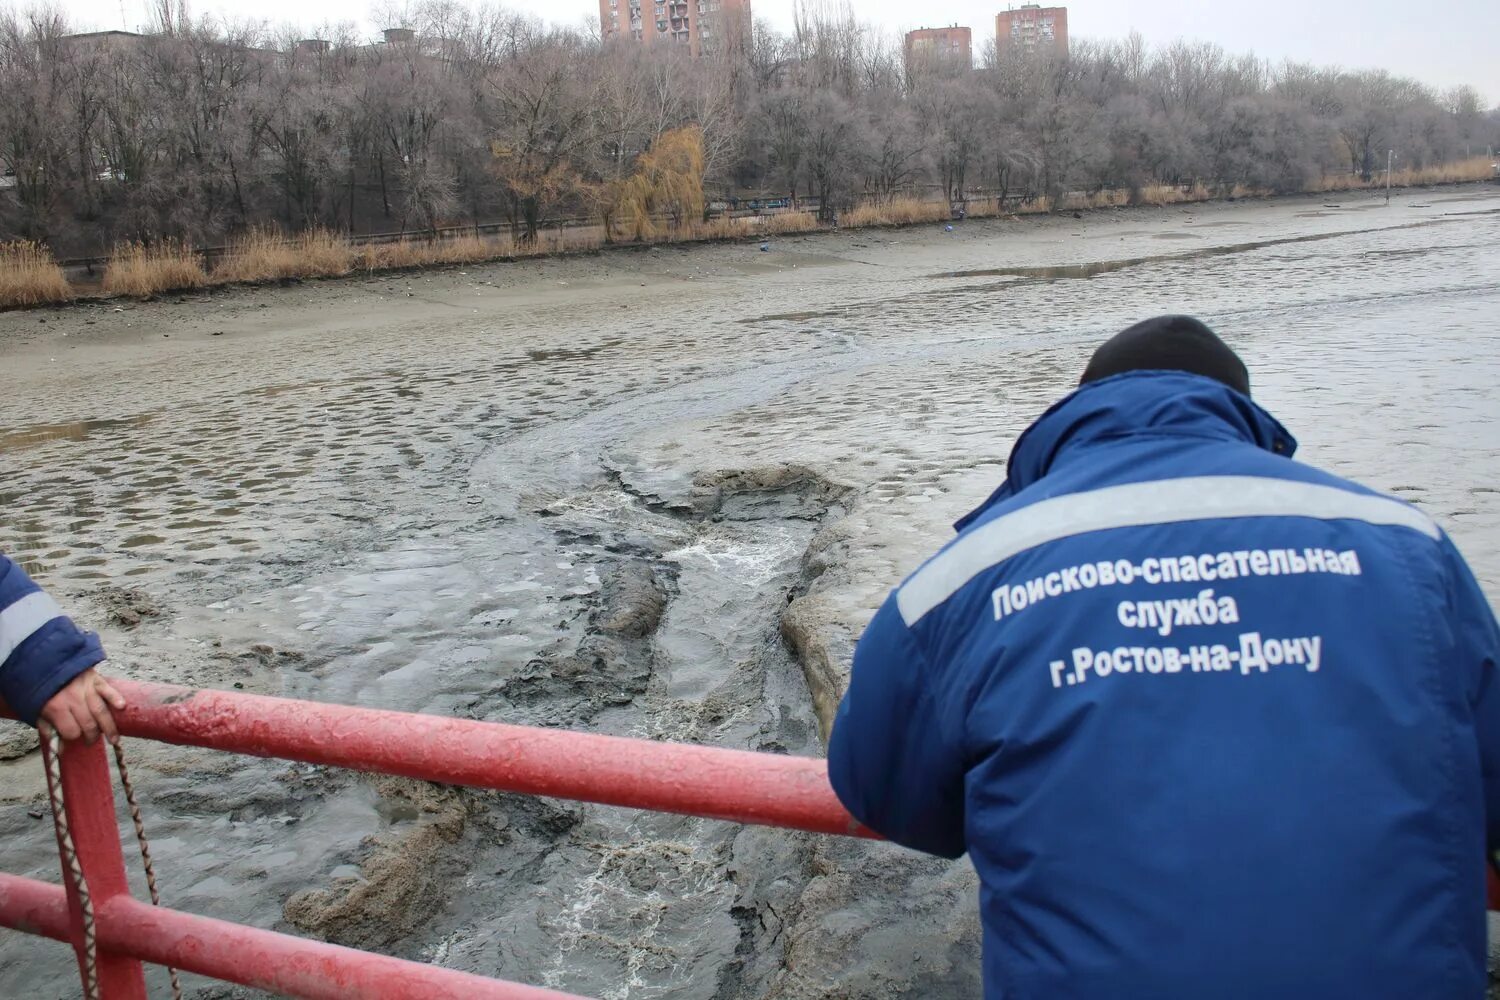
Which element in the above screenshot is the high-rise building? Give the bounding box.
[904,25,973,76]
[995,4,1068,56]
[599,0,751,57]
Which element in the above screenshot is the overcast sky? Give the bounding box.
[40,0,1500,104]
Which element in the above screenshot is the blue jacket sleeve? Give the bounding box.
[1447,542,1500,849]
[827,595,967,859]
[0,554,105,725]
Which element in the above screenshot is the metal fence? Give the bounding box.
[0,679,873,998]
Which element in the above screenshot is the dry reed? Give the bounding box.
[354,228,609,270]
[1307,156,1494,193]
[0,241,73,308]
[535,228,605,254]
[842,197,953,227]
[683,216,759,241]
[962,200,1004,219]
[356,236,498,270]
[102,240,207,297]
[759,210,820,235]
[432,234,500,264]
[1135,183,1210,207]
[215,227,352,283]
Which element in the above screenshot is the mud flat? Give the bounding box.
[2,186,1498,997]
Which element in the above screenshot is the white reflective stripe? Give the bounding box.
[896,476,1438,625]
[0,591,66,666]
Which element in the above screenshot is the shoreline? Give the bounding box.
[3,177,1495,316]
[4,183,1498,370]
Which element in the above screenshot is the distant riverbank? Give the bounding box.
[1,157,1494,313]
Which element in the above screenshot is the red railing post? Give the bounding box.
[42,736,148,999]
[0,872,591,1000]
[6,679,877,1000]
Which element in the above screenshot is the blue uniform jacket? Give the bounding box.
[0,554,105,724]
[829,371,1500,999]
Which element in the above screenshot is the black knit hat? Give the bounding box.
[1080,315,1251,397]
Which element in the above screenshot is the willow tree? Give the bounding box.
[619,126,705,241]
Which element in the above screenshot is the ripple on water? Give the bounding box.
[0,413,156,454]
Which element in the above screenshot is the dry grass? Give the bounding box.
[503,229,602,257]
[533,228,604,254]
[0,241,73,308]
[215,227,352,283]
[684,216,759,241]
[759,210,820,235]
[430,234,500,264]
[1403,157,1495,184]
[1307,156,1495,193]
[294,229,355,276]
[356,235,501,271]
[842,197,952,227]
[964,200,1006,219]
[356,239,423,271]
[102,240,207,297]
[1056,190,1132,211]
[355,228,607,271]
[1002,156,1485,214]
[1304,175,1348,194]
[1136,183,1212,207]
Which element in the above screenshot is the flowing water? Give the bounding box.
[1,186,1498,998]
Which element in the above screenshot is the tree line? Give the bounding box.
[1,0,1496,256]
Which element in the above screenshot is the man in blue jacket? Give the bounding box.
[829,315,1500,998]
[1,553,125,744]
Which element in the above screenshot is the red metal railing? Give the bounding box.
[0,679,873,998]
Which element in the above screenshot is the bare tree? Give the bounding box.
[915,77,993,203]
[755,86,808,206]
[0,6,1489,256]
[486,23,595,241]
[801,89,869,220]
[0,8,74,242]
[867,105,927,202]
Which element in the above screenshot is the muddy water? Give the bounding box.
[2,186,1498,998]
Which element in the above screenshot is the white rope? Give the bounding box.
[113,741,182,1000]
[42,727,98,1000]
[43,730,182,1000]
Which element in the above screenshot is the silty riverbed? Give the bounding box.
[2,184,1498,998]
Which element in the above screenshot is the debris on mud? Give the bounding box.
[92,585,162,629]
[238,643,308,668]
[501,562,673,726]
[780,514,865,739]
[780,597,848,743]
[284,777,469,950]
[769,839,982,999]
[0,727,39,762]
[199,642,311,694]
[286,775,584,962]
[596,564,669,638]
[156,758,334,820]
[691,465,850,521]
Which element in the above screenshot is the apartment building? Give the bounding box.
[995,4,1068,56]
[904,24,973,75]
[599,0,751,57]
